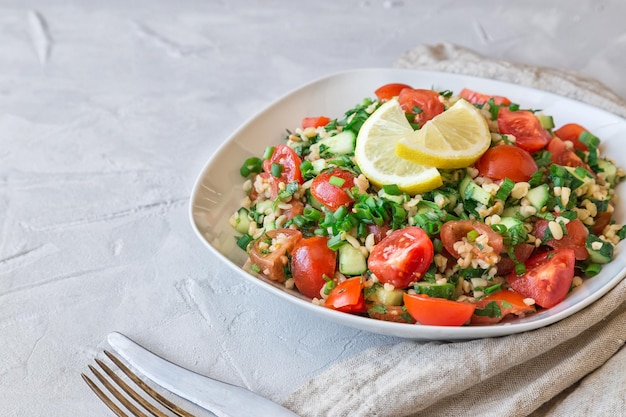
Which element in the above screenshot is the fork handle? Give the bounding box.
[107,332,299,417]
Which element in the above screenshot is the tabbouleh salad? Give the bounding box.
[229,83,625,326]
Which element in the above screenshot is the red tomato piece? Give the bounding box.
[368,227,434,288]
[282,200,304,220]
[497,107,552,152]
[366,223,391,245]
[309,168,356,211]
[546,137,588,169]
[403,294,476,326]
[471,290,536,325]
[398,88,444,126]
[301,116,331,129]
[553,123,589,151]
[374,83,412,101]
[496,243,536,275]
[440,220,504,258]
[592,211,612,235]
[249,229,302,282]
[325,277,366,313]
[262,144,303,186]
[507,249,575,309]
[533,218,589,260]
[475,145,538,182]
[291,236,337,299]
[459,88,511,106]
[367,304,415,324]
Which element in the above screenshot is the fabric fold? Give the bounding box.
[285,43,626,417]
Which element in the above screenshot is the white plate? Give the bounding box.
[189,68,626,340]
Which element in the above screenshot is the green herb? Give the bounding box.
[382,184,401,195]
[270,162,283,177]
[239,157,263,177]
[263,146,275,160]
[329,175,345,187]
[495,178,515,200]
[236,234,254,251]
[474,301,502,318]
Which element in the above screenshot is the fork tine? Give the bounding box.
[81,372,129,417]
[86,364,149,417]
[104,350,195,417]
[94,358,169,417]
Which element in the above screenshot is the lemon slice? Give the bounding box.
[396,98,491,169]
[355,99,442,195]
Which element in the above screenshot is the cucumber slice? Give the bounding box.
[586,234,614,264]
[318,130,356,156]
[413,282,455,300]
[501,205,529,219]
[597,159,618,185]
[460,175,492,206]
[378,188,406,204]
[255,200,274,214]
[338,243,367,275]
[564,166,594,190]
[525,183,549,210]
[234,207,251,234]
[537,114,555,130]
[310,158,327,175]
[375,286,404,306]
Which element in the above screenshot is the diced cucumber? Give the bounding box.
[525,183,549,210]
[501,205,529,219]
[318,130,356,156]
[537,114,555,130]
[564,166,594,190]
[413,282,455,300]
[586,234,614,264]
[234,207,251,234]
[498,216,528,245]
[460,175,492,206]
[310,158,327,175]
[498,216,523,230]
[597,159,618,185]
[338,243,367,275]
[375,286,404,306]
[378,188,406,204]
[307,190,324,211]
[255,200,274,214]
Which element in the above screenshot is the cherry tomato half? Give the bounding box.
[507,249,575,309]
[471,289,536,325]
[496,243,535,275]
[291,236,337,299]
[367,304,415,324]
[497,107,552,152]
[440,220,504,258]
[553,123,589,151]
[459,88,511,106]
[475,145,538,182]
[262,144,303,186]
[374,83,412,101]
[310,168,356,211]
[403,293,476,326]
[533,218,589,260]
[249,229,302,282]
[325,277,366,313]
[546,137,588,169]
[302,116,331,129]
[398,88,444,126]
[368,227,434,288]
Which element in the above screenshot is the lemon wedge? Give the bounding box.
[396,98,491,169]
[355,99,442,195]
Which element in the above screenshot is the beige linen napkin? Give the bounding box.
[284,43,626,417]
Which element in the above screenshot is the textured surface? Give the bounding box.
[0,1,625,416]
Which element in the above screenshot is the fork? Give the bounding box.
[82,332,300,417]
[82,350,196,417]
